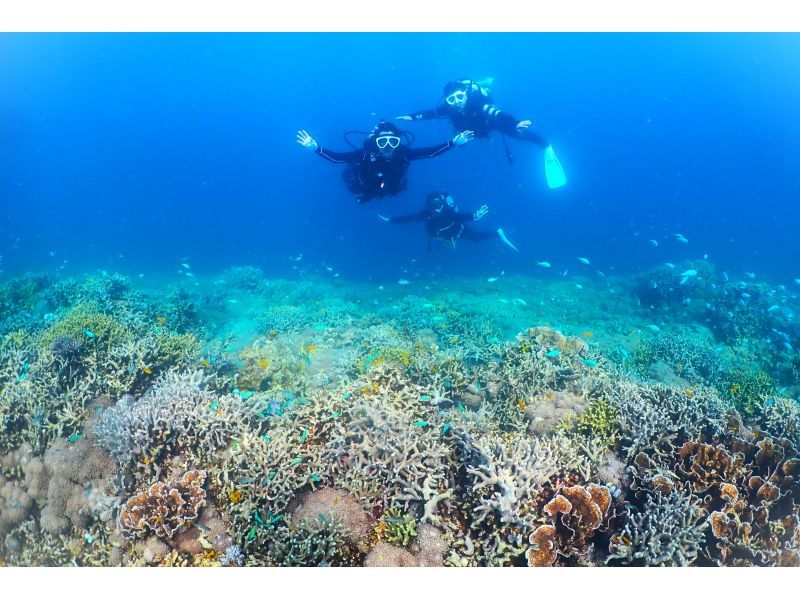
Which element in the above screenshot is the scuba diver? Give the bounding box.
[378,192,519,252]
[296,121,474,203]
[396,78,567,189]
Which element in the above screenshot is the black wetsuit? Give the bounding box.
[389,205,495,248]
[407,90,548,148]
[315,140,455,203]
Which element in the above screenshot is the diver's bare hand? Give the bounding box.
[395,115,413,121]
[453,130,475,146]
[473,205,489,221]
[516,120,532,133]
[296,129,318,151]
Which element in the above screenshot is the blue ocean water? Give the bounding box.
[1,33,799,281]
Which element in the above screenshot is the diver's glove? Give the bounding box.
[395,115,413,121]
[296,129,319,151]
[452,130,475,146]
[516,120,533,134]
[377,214,390,222]
[473,205,489,221]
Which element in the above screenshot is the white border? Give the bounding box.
[1,0,799,32]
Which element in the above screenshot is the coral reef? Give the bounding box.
[3,268,800,567]
[118,470,207,539]
[525,484,612,566]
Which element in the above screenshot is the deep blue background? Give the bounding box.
[1,33,799,282]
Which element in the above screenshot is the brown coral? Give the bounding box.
[364,541,419,567]
[118,470,207,539]
[526,524,558,567]
[526,483,612,566]
[289,487,373,548]
[676,441,738,492]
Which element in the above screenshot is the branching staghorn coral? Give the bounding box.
[606,380,729,459]
[94,369,270,483]
[607,489,708,566]
[323,398,455,519]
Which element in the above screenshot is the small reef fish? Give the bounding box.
[184,272,195,277]
[664,262,675,269]
[306,345,316,352]
[487,277,499,283]
[581,331,593,338]
[142,367,152,375]
[673,233,688,243]
[649,239,659,247]
[517,398,526,413]
[397,279,410,285]
[181,263,191,269]
[767,305,780,313]
[581,359,599,367]
[512,298,528,307]
[575,284,583,290]
[794,279,800,285]
[537,261,551,268]
[745,272,756,279]
[646,324,661,332]
[722,272,729,282]
[577,257,590,265]
[413,420,429,427]
[83,329,96,338]
[544,349,561,358]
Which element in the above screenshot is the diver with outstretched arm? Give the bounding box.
[378,192,519,251]
[396,78,566,189]
[296,120,474,204]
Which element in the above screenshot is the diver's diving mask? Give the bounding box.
[375,135,401,149]
[445,90,467,106]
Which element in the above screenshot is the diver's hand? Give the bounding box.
[377,214,390,222]
[296,129,318,151]
[473,205,489,221]
[516,120,532,133]
[452,130,475,146]
[395,115,413,121]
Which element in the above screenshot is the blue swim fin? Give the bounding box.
[544,145,566,189]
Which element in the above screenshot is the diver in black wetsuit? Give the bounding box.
[379,192,519,251]
[396,79,566,188]
[296,121,474,203]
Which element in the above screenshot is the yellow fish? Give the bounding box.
[143,367,152,375]
[156,316,166,325]
[258,359,270,368]
[306,345,316,352]
[201,360,210,367]
[581,331,593,338]
[517,398,526,413]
